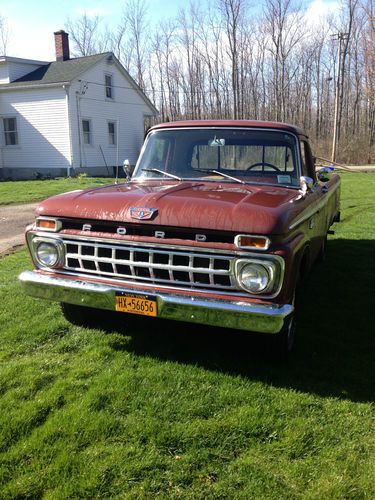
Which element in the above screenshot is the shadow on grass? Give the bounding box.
[102,239,375,403]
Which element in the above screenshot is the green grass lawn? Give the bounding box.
[0,173,374,498]
[0,177,114,205]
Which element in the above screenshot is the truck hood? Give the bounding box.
[36,180,302,235]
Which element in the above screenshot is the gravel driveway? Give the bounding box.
[0,203,38,256]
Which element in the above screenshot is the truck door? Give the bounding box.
[300,139,327,260]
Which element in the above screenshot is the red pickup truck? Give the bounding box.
[19,120,340,358]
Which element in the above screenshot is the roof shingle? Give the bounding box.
[1,52,109,88]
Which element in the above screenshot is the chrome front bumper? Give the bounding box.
[19,270,293,334]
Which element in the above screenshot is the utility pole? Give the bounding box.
[331,32,349,163]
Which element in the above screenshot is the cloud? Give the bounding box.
[305,0,340,25]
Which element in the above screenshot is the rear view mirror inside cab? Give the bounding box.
[208,137,225,147]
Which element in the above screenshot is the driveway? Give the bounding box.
[0,203,38,256]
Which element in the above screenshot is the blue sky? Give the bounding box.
[1,0,189,60]
[2,0,339,61]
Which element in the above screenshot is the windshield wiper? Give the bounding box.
[202,169,245,185]
[141,168,182,181]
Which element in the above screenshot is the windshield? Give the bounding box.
[133,128,301,187]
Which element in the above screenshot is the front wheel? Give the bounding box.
[269,312,296,362]
[317,234,327,263]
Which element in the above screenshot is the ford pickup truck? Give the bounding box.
[19,120,340,357]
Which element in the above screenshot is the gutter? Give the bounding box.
[0,82,71,91]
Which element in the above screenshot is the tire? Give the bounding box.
[279,313,296,357]
[269,313,296,362]
[60,302,102,327]
[317,235,327,263]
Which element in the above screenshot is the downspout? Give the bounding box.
[76,93,82,169]
[63,84,73,177]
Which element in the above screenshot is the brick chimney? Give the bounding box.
[54,30,70,62]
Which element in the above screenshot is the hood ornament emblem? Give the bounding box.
[130,207,158,220]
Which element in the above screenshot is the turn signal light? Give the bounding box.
[235,234,270,250]
[36,218,62,232]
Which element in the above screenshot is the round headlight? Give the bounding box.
[36,242,59,267]
[238,263,270,293]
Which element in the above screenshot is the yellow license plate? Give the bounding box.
[115,294,157,317]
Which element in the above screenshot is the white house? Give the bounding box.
[0,30,158,180]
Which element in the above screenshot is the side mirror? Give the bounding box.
[317,166,334,182]
[299,176,314,197]
[123,159,134,179]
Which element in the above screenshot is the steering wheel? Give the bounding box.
[246,162,281,172]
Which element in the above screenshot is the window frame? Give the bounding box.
[82,119,93,146]
[108,120,116,146]
[105,73,114,100]
[134,127,301,188]
[300,139,316,180]
[3,116,19,147]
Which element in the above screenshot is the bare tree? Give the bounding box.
[65,12,107,56]
[62,0,374,163]
[336,0,359,143]
[263,0,308,122]
[107,21,132,71]
[0,15,10,55]
[363,0,375,161]
[123,0,149,90]
[218,0,247,119]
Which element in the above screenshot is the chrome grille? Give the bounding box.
[63,238,236,290]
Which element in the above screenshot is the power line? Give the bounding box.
[79,95,155,107]
[79,79,229,97]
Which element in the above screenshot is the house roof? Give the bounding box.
[0,52,109,88]
[0,51,158,115]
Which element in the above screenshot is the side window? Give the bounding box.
[300,140,315,179]
[82,119,92,145]
[3,117,19,146]
[105,74,113,99]
[300,141,308,176]
[108,121,116,145]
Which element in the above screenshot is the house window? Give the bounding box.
[105,74,113,99]
[3,117,18,146]
[108,121,116,145]
[82,119,92,145]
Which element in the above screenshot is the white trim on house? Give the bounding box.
[64,84,73,177]
[0,82,71,91]
[81,118,93,146]
[107,120,116,146]
[104,72,114,100]
[2,115,20,147]
[0,56,49,65]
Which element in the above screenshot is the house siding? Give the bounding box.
[0,87,71,179]
[0,66,10,84]
[68,57,154,175]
